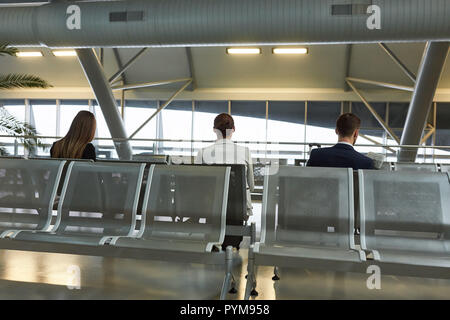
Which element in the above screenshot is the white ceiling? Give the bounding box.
[0,42,449,101]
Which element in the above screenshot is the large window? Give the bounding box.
[0,100,26,156]
[93,104,113,144]
[60,100,89,136]
[231,101,266,159]
[2,98,449,163]
[435,103,450,163]
[30,100,57,156]
[124,100,157,156]
[160,101,193,156]
[350,102,387,155]
[2,99,25,122]
[352,102,386,137]
[267,101,305,162]
[307,101,341,145]
[388,102,409,131]
[231,101,266,142]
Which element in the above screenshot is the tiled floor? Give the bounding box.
[0,246,449,300]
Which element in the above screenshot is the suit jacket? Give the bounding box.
[306,143,374,170]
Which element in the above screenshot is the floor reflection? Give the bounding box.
[0,248,449,300]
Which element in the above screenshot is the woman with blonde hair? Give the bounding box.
[50,110,97,161]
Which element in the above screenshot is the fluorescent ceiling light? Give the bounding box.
[226,48,261,55]
[16,51,43,57]
[273,47,308,55]
[53,50,77,57]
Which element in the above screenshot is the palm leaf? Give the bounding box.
[0,146,8,156]
[0,107,46,155]
[0,74,52,89]
[0,44,18,57]
[0,44,51,155]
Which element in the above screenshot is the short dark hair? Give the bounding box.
[336,113,361,137]
[214,113,235,138]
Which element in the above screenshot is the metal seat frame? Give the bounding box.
[359,170,450,278]
[245,166,366,300]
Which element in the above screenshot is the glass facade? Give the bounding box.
[1,99,449,163]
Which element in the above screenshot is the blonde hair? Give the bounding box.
[51,111,96,159]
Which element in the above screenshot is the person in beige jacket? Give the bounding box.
[195,113,255,218]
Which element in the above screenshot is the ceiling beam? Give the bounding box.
[111,48,128,85]
[346,79,400,144]
[378,43,417,83]
[343,44,353,92]
[109,48,148,85]
[346,77,414,92]
[128,79,192,139]
[185,47,197,91]
[111,78,192,91]
[76,48,132,160]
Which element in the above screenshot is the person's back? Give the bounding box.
[50,110,97,161]
[195,113,254,217]
[307,144,374,170]
[197,139,251,167]
[307,113,374,170]
[195,113,254,250]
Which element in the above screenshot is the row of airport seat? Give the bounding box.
[0,157,449,299]
[14,154,450,172]
[0,158,244,299]
[6,155,251,247]
[381,161,450,172]
[244,166,450,299]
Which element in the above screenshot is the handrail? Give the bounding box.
[0,134,449,149]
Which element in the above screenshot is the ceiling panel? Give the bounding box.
[349,43,425,87]
[116,47,191,86]
[0,43,448,97]
[191,45,348,89]
[0,47,87,87]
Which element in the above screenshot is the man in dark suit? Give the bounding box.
[307,113,375,170]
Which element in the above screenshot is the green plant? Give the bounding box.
[0,107,45,155]
[0,44,52,155]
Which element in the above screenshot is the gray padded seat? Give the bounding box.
[113,164,236,300]
[0,159,65,238]
[254,166,365,265]
[13,162,145,246]
[131,154,169,164]
[393,162,439,172]
[245,166,365,299]
[114,165,231,254]
[380,162,393,171]
[359,170,450,268]
[440,164,450,173]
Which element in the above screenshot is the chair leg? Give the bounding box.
[229,275,237,294]
[220,246,235,300]
[244,246,258,299]
[272,266,280,281]
[220,273,232,300]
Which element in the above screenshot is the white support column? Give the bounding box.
[76,48,132,160]
[398,42,449,162]
[191,100,195,157]
[55,99,61,137]
[24,98,31,158]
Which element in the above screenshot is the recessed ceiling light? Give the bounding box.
[226,48,261,55]
[272,48,308,55]
[16,51,43,57]
[53,50,77,57]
